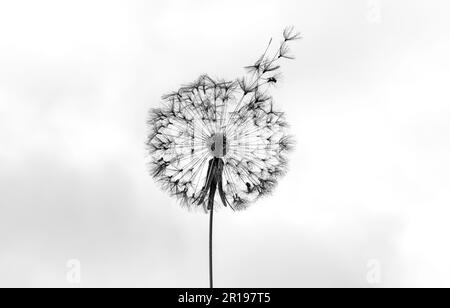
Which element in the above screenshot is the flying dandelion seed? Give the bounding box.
[146,27,301,288]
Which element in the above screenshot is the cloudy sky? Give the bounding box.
[1,0,450,287]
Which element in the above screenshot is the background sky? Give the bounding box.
[1,0,450,287]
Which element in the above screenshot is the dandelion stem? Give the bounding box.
[209,198,214,289]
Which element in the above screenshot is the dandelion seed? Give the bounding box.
[279,42,295,60]
[283,26,302,41]
[146,27,300,288]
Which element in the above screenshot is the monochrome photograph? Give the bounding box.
[1,0,449,292]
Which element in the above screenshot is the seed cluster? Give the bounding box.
[147,27,300,211]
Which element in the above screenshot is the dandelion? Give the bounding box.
[146,27,300,288]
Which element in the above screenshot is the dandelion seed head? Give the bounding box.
[147,28,300,211]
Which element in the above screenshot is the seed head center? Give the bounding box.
[208,133,227,158]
